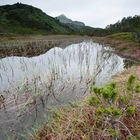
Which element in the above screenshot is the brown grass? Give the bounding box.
[33,66,140,140]
[94,36,140,61]
[0,35,88,57]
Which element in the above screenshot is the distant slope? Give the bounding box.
[56,14,85,27]
[106,15,140,33]
[0,3,73,34]
[56,14,106,36]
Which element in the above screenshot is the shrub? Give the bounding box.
[126,106,136,116]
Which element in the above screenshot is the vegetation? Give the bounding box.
[105,15,140,42]
[0,35,85,57]
[84,15,140,37]
[0,3,140,37]
[0,3,104,36]
[33,75,140,140]
[0,2,140,140]
[106,15,140,33]
[0,3,73,34]
[94,31,140,61]
[107,32,135,42]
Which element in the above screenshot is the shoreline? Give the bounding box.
[1,34,140,61]
[94,36,140,61]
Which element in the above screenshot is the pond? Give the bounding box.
[0,40,132,139]
[0,40,124,91]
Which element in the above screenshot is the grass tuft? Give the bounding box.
[33,75,140,140]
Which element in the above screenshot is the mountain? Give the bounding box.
[56,14,85,27]
[0,3,73,34]
[55,14,106,36]
[0,3,104,36]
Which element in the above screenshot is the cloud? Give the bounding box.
[0,0,140,28]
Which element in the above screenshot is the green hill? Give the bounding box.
[0,3,73,34]
[2,3,139,37]
[0,3,105,36]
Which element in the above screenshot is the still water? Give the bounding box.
[0,40,129,139]
[0,40,124,93]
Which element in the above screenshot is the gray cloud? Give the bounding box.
[1,0,140,28]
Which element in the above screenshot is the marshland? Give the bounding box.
[0,35,139,139]
[0,2,140,140]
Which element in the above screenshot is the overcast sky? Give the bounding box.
[0,0,140,28]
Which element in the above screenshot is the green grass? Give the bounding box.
[107,32,135,42]
[0,3,72,35]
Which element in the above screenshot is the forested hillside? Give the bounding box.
[0,3,73,34]
[0,3,139,37]
[106,15,140,33]
[0,3,104,35]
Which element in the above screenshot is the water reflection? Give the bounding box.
[0,40,124,93]
[0,40,130,139]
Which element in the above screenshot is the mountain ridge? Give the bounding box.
[0,3,105,36]
[0,3,73,34]
[56,14,85,27]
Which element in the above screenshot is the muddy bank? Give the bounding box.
[94,37,140,61]
[0,35,88,58]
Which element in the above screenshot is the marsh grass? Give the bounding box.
[33,74,140,140]
[94,33,140,61]
[0,40,130,139]
[0,40,75,57]
[0,35,86,57]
